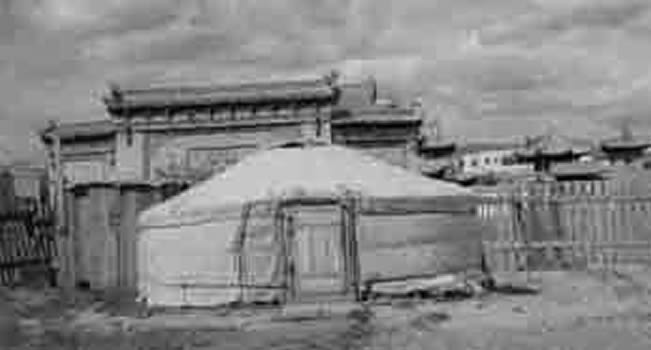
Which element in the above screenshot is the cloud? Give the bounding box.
[18,0,114,30]
[479,0,651,48]
[3,0,651,162]
[80,0,374,67]
[13,0,181,33]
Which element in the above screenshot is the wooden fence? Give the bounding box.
[0,202,57,286]
[478,175,651,273]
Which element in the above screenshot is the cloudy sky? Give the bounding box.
[1,0,651,162]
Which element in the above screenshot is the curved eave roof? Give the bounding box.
[331,114,421,126]
[514,148,589,161]
[454,141,521,154]
[519,132,592,158]
[40,120,118,142]
[419,141,456,151]
[104,79,337,114]
[515,136,591,159]
[106,89,335,113]
[550,162,613,177]
[418,142,457,157]
[601,140,651,152]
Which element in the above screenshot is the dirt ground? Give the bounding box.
[3,269,651,350]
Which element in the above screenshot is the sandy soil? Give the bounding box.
[3,269,651,349]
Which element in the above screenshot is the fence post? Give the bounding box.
[55,189,75,289]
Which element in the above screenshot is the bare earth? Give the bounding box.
[3,269,651,349]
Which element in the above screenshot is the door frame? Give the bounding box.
[277,197,360,302]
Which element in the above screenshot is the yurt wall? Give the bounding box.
[137,197,490,307]
[356,212,488,282]
[139,218,242,307]
[138,202,287,307]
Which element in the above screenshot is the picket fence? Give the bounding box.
[0,201,57,286]
[477,175,651,273]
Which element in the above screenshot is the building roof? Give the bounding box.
[456,141,521,154]
[40,120,118,142]
[418,141,457,155]
[599,120,651,152]
[331,105,420,125]
[550,162,613,178]
[601,139,651,152]
[516,133,590,159]
[104,77,337,114]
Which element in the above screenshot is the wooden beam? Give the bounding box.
[131,117,308,132]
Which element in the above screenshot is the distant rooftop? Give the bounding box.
[601,137,651,151]
[103,72,381,117]
[550,162,613,178]
[456,140,522,154]
[40,120,117,142]
[518,133,591,158]
[600,119,651,151]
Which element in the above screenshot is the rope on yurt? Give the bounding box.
[347,194,362,300]
[339,190,362,299]
[270,199,286,303]
[235,202,253,303]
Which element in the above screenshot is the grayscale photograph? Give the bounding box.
[2,0,651,349]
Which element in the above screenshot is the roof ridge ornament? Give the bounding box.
[323,69,340,86]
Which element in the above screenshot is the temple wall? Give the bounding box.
[144,124,305,182]
[53,116,422,185]
[60,137,116,184]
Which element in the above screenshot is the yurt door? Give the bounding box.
[285,205,352,300]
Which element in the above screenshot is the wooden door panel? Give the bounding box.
[290,206,346,297]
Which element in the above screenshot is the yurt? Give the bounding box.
[137,142,489,307]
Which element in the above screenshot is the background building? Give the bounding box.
[455,142,526,176]
[0,163,48,212]
[598,121,651,166]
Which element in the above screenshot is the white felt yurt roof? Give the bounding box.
[139,144,472,227]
